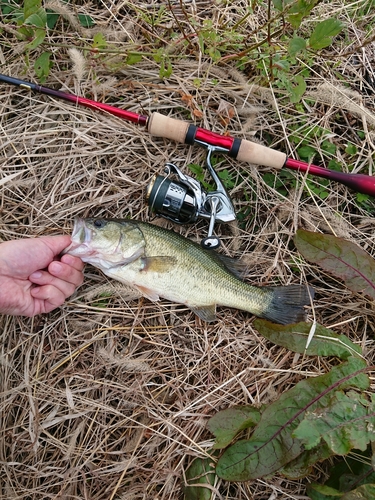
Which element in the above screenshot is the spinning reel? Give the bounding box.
[146,145,236,249]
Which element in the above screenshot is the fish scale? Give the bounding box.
[64,218,314,324]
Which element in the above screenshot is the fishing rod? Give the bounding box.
[1,73,375,200]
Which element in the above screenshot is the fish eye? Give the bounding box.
[93,219,106,228]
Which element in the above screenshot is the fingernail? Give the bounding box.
[62,254,74,265]
[30,271,42,279]
[50,262,62,274]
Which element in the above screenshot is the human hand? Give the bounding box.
[0,235,84,317]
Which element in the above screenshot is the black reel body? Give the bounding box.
[146,167,201,225]
[146,146,236,249]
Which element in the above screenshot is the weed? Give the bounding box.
[1,2,374,499]
[187,230,375,497]
[0,0,94,81]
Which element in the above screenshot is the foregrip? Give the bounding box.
[148,112,286,169]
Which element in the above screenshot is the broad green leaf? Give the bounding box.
[274,58,290,71]
[24,0,41,20]
[346,143,358,155]
[357,192,370,205]
[34,51,51,82]
[341,484,375,499]
[184,456,216,500]
[288,37,306,57]
[93,32,107,49]
[290,74,307,103]
[253,320,362,360]
[309,19,344,50]
[294,230,375,300]
[78,13,95,28]
[287,0,321,29]
[299,447,375,492]
[272,0,320,27]
[327,159,342,171]
[159,57,173,79]
[272,0,284,10]
[215,357,368,481]
[307,483,342,499]
[298,145,316,161]
[1,0,21,16]
[321,140,337,155]
[188,164,213,191]
[24,6,46,28]
[280,441,333,479]
[293,391,375,454]
[153,48,163,63]
[25,27,45,50]
[207,406,260,449]
[46,10,59,29]
[126,53,143,65]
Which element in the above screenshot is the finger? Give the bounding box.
[37,235,73,256]
[29,262,83,297]
[30,284,67,313]
[29,269,79,298]
[30,261,84,298]
[48,261,85,287]
[60,253,85,272]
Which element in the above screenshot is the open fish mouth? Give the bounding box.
[63,218,96,256]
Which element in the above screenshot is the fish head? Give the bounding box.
[64,218,145,268]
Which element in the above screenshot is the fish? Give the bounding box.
[64,218,314,325]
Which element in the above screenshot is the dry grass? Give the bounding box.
[1,0,375,498]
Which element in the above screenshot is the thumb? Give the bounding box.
[36,235,72,257]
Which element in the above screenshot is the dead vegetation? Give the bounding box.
[0,0,374,498]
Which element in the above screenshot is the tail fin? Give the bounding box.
[261,285,314,325]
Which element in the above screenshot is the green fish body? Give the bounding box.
[65,218,313,324]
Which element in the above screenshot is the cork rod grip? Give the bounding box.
[236,138,286,169]
[148,112,190,144]
[148,112,286,169]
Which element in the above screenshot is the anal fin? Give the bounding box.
[191,305,217,322]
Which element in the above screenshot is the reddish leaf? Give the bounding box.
[294,230,375,299]
[253,320,362,359]
[207,405,260,449]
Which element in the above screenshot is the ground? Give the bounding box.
[0,1,374,498]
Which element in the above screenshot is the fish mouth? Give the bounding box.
[63,217,95,255]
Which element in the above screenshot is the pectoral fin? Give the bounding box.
[140,256,177,273]
[135,285,160,302]
[191,305,217,322]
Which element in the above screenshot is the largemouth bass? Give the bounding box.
[64,218,314,324]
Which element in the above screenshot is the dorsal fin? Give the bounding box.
[212,252,248,279]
